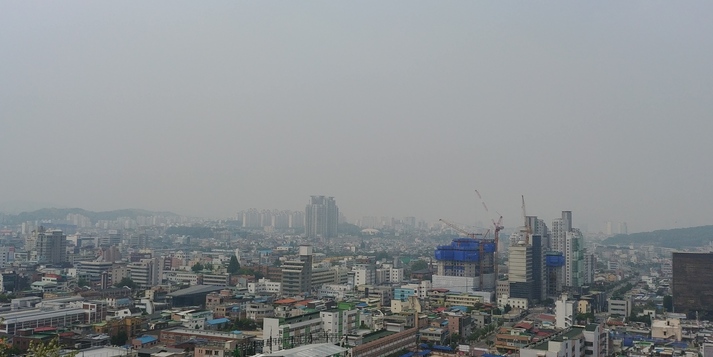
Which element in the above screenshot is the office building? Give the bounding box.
[0,247,14,268]
[129,258,161,289]
[672,252,713,315]
[531,234,546,302]
[281,245,313,296]
[551,211,589,291]
[565,230,584,288]
[509,234,533,302]
[305,196,339,241]
[77,261,114,285]
[36,229,67,264]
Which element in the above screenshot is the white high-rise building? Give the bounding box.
[555,294,575,329]
[552,211,589,291]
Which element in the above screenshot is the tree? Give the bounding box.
[504,304,512,314]
[204,263,214,272]
[110,330,128,346]
[228,255,241,274]
[114,277,137,290]
[192,263,204,272]
[663,295,673,312]
[77,278,90,287]
[411,260,429,271]
[28,338,76,357]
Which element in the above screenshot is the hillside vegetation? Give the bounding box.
[603,225,713,248]
[2,207,178,225]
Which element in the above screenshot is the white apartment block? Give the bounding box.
[248,278,282,295]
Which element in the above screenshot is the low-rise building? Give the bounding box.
[419,327,447,345]
[607,297,632,318]
[520,327,585,357]
[652,318,682,341]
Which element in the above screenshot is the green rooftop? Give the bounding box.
[552,327,584,342]
[361,330,396,344]
[585,324,598,332]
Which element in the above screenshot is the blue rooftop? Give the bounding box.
[206,318,230,325]
[136,336,157,344]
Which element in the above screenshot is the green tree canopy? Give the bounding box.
[228,255,241,274]
[411,260,429,271]
[114,277,138,290]
[28,338,76,357]
[110,330,128,346]
[192,262,204,272]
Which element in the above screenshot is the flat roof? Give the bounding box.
[168,285,224,297]
[0,308,86,324]
[362,330,396,344]
[259,342,347,357]
[71,347,129,357]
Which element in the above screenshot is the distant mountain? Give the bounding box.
[603,225,713,248]
[1,207,179,225]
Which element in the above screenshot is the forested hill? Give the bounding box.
[1,207,178,225]
[603,225,713,248]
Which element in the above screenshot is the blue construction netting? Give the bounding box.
[435,238,495,262]
[545,252,565,267]
[431,345,454,352]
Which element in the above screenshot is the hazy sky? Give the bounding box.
[2,2,712,233]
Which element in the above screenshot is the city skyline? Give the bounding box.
[2,2,713,233]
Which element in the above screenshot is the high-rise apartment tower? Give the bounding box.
[305,196,339,241]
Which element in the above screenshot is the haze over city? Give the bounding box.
[2,2,713,233]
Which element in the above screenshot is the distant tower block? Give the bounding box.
[432,238,497,292]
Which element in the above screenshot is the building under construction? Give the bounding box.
[432,237,497,292]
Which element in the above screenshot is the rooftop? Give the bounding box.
[135,335,158,344]
[258,343,347,357]
[206,318,230,326]
[168,285,224,297]
[361,330,396,344]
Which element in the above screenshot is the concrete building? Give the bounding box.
[651,318,682,341]
[509,237,534,302]
[520,327,585,357]
[555,294,575,329]
[564,230,584,288]
[281,245,313,296]
[582,323,607,357]
[248,278,282,295]
[607,297,632,318]
[672,252,713,315]
[263,311,323,353]
[36,229,67,264]
[320,308,359,336]
[129,258,161,289]
[432,237,496,292]
[497,295,529,310]
[77,261,114,285]
[0,246,14,268]
[305,196,338,241]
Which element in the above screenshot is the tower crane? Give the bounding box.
[438,219,485,239]
[521,195,532,245]
[476,189,504,283]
